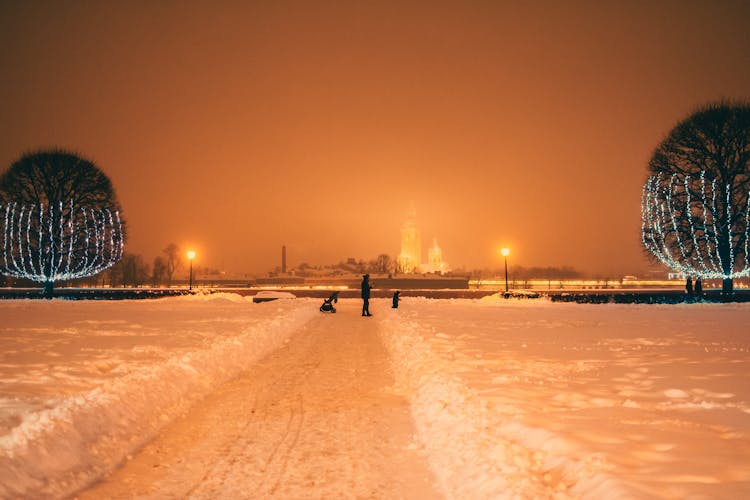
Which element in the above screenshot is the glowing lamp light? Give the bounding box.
[186,250,196,290]
[500,247,510,294]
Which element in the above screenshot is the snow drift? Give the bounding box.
[379,296,750,499]
[0,294,317,498]
[379,304,632,499]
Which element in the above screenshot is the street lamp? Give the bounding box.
[187,250,196,291]
[500,247,510,294]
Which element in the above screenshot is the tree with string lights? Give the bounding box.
[641,102,750,293]
[0,149,125,297]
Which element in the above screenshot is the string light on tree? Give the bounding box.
[641,171,750,280]
[1,201,124,295]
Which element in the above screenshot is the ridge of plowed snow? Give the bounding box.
[0,298,317,499]
[378,311,632,499]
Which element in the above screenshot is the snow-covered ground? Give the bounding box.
[1,293,749,498]
[0,293,316,498]
[380,295,750,498]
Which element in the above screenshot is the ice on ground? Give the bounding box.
[0,294,317,498]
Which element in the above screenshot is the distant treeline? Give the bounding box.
[277,257,585,280]
[465,265,583,280]
[0,243,215,288]
[0,247,587,288]
[505,265,583,280]
[275,254,397,277]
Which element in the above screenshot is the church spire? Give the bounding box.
[398,204,421,273]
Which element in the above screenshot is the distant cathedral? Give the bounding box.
[397,207,449,274]
[397,207,421,273]
[424,237,449,274]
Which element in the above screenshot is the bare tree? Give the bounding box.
[0,149,125,297]
[106,261,123,288]
[107,253,150,287]
[374,254,394,274]
[163,243,181,286]
[642,101,750,292]
[512,266,582,280]
[122,253,150,287]
[152,256,167,286]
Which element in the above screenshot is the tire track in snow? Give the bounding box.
[268,394,304,495]
[79,300,439,499]
[0,300,317,500]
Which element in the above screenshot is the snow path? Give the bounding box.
[380,309,633,499]
[0,296,317,498]
[79,301,439,499]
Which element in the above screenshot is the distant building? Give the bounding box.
[424,237,449,274]
[398,207,421,273]
[397,207,449,274]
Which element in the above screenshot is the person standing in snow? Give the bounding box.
[685,276,694,299]
[695,277,703,298]
[392,290,400,308]
[361,274,372,316]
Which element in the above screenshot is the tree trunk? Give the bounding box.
[722,277,734,294]
[42,281,54,299]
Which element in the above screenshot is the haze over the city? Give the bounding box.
[1,1,748,275]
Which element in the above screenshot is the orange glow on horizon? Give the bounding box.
[0,2,747,276]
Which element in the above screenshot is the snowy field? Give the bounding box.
[0,294,316,498]
[1,293,749,498]
[381,296,750,498]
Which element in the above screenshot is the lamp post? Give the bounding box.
[500,247,510,294]
[187,250,196,291]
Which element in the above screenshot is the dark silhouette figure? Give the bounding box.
[695,277,703,298]
[685,276,694,299]
[392,290,400,308]
[361,274,372,316]
[320,291,339,313]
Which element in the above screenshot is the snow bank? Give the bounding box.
[379,312,631,499]
[0,298,317,499]
[172,290,256,303]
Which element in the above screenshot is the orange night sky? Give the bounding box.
[1,1,748,276]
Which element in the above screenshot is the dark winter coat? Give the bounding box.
[361,278,371,299]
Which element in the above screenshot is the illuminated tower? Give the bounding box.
[397,206,421,273]
[426,237,448,274]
